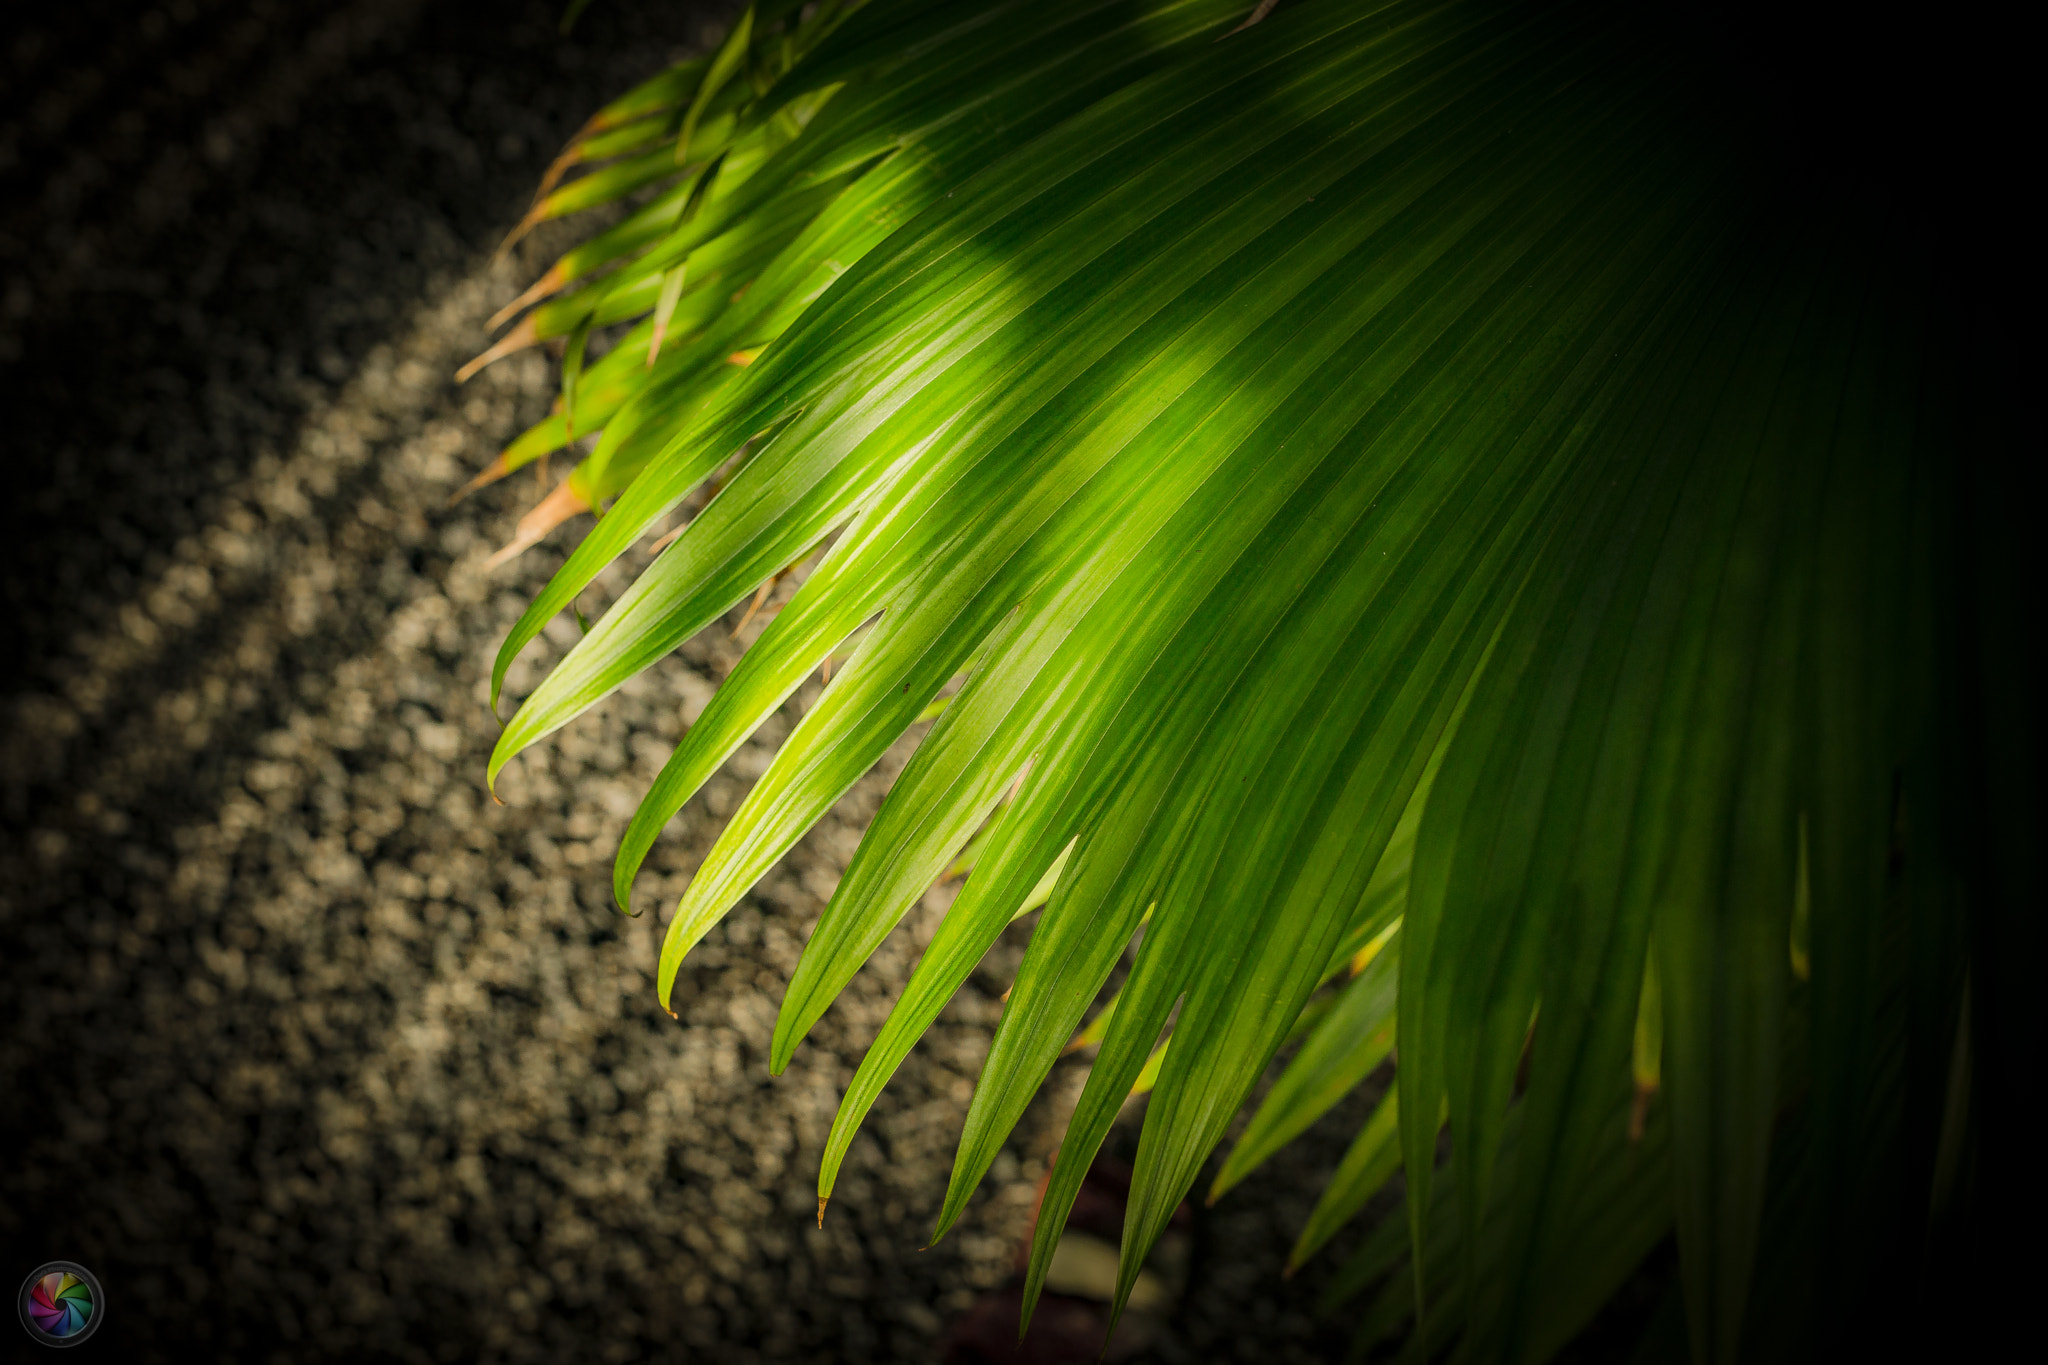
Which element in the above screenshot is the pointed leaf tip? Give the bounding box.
[816,1197,828,1228]
[446,454,512,507]
[483,479,591,570]
[456,315,539,383]
[488,263,569,334]
[492,203,549,264]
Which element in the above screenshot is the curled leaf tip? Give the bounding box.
[456,315,539,383]
[484,478,592,570]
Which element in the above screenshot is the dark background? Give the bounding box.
[0,3,1391,1361]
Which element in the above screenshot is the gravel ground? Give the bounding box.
[0,3,1377,1362]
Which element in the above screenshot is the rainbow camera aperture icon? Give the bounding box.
[17,1262,103,1347]
[29,1274,90,1336]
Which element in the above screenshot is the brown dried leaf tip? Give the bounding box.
[489,262,570,334]
[456,315,540,383]
[1628,1080,1658,1143]
[446,453,512,508]
[484,478,592,570]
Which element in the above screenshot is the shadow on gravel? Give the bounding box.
[0,4,1363,1362]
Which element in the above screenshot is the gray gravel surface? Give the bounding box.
[0,4,1380,1361]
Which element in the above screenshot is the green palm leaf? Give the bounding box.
[457,0,2028,1358]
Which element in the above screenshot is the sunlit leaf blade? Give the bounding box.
[1210,930,1400,1204]
[483,0,1256,720]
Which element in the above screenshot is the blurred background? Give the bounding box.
[0,3,1380,1360]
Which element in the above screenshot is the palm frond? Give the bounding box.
[459,0,2029,1358]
